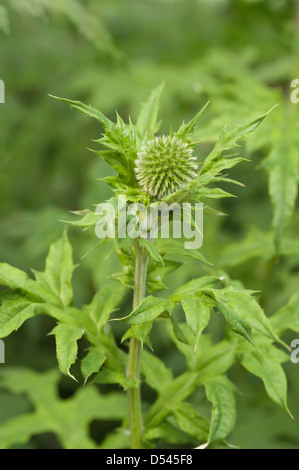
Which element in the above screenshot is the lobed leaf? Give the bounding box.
[200,106,277,175]
[240,346,291,416]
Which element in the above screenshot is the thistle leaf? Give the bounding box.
[201,106,277,175]
[49,323,83,379]
[205,376,237,444]
[136,83,164,147]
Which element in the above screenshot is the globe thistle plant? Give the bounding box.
[47,86,276,450]
[135,135,198,199]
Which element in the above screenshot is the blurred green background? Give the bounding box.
[0,0,299,449]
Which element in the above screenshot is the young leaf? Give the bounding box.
[90,149,134,185]
[136,83,164,146]
[49,95,114,131]
[176,101,210,142]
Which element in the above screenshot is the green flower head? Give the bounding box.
[135,135,198,199]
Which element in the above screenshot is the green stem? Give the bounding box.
[127,240,148,449]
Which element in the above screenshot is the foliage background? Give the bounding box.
[0,0,299,449]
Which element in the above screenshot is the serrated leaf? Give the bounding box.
[211,290,256,348]
[85,284,125,332]
[122,295,169,325]
[0,263,55,304]
[90,149,133,183]
[241,347,291,415]
[120,295,170,325]
[96,116,138,169]
[201,106,277,174]
[81,237,110,259]
[33,230,74,307]
[81,347,107,382]
[174,275,221,296]
[121,323,153,348]
[147,259,181,293]
[93,369,135,390]
[156,238,211,264]
[211,287,281,346]
[270,290,299,335]
[0,298,46,339]
[263,116,299,248]
[146,340,236,428]
[144,421,194,446]
[182,294,211,349]
[51,95,138,187]
[145,371,199,428]
[61,211,100,228]
[50,324,83,379]
[122,276,219,325]
[172,402,209,443]
[205,376,236,444]
[176,101,209,141]
[136,83,164,147]
[50,95,114,131]
[139,238,164,264]
[141,348,173,393]
[170,318,196,348]
[190,186,236,200]
[207,156,249,176]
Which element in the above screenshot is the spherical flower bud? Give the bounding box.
[135,136,198,199]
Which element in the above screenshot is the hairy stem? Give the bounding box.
[127,240,148,449]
